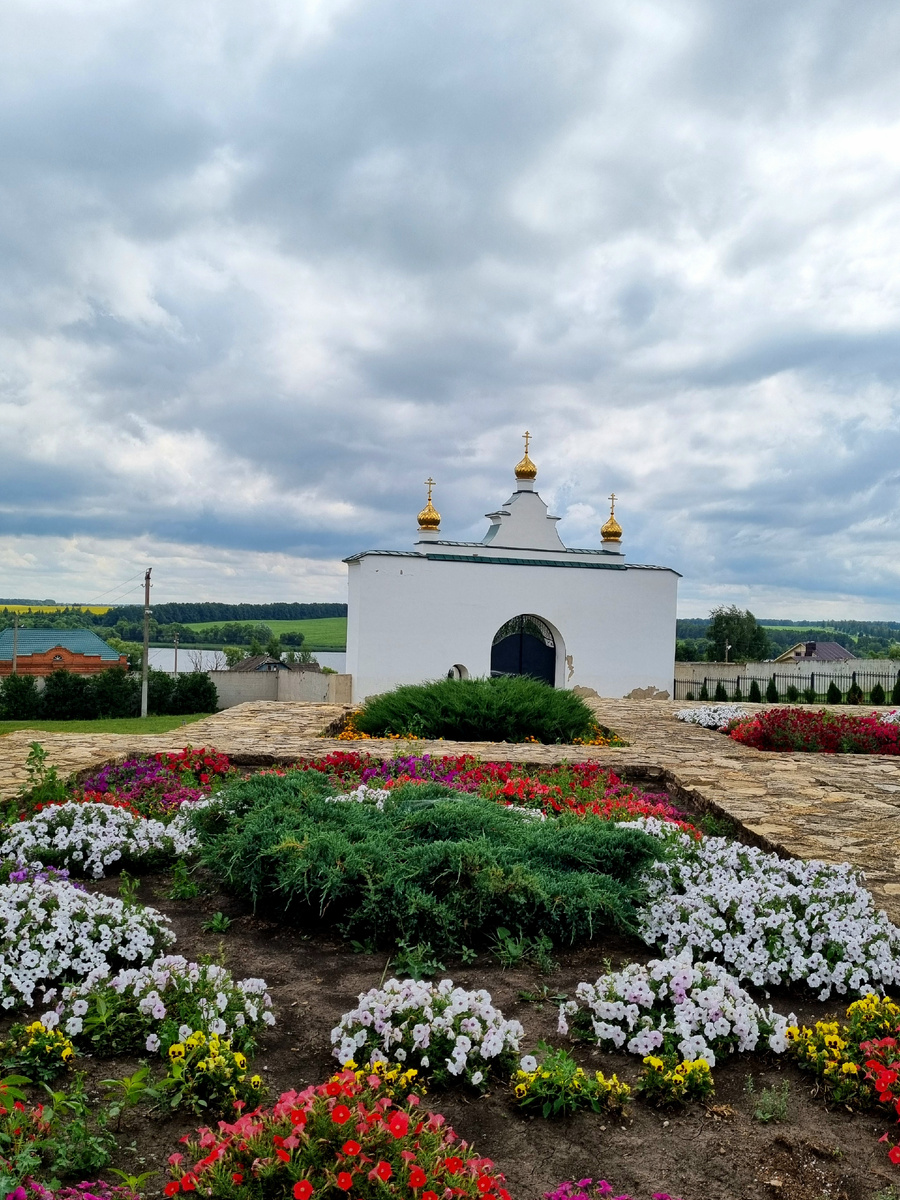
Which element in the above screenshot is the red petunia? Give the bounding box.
[409,1166,427,1188]
[376,1161,393,1181]
[232,1175,243,1186]
[164,1186,179,1197]
[445,1157,463,1175]
[291,1109,307,1126]
[181,1176,197,1193]
[276,1148,290,1162]
[326,1081,343,1096]
[343,1140,362,1156]
[388,1111,409,1138]
[477,1177,493,1193]
[889,1145,900,1165]
[336,1173,354,1190]
[423,1192,439,1200]
[332,1104,351,1124]
[293,1182,313,1200]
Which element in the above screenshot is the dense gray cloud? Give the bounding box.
[1,0,899,614]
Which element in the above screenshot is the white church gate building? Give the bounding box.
[345,437,679,702]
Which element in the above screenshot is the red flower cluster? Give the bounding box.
[729,708,900,755]
[157,747,233,779]
[23,792,143,819]
[862,1036,900,1166]
[278,753,700,837]
[165,1070,511,1199]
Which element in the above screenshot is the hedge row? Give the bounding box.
[0,667,217,720]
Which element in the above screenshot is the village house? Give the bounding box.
[0,629,128,676]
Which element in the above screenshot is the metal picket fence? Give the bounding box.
[674,668,900,703]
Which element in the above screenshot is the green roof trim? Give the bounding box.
[424,553,627,570]
[0,628,122,661]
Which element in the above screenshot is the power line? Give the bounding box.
[85,571,148,606]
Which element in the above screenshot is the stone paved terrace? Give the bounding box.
[1,699,898,920]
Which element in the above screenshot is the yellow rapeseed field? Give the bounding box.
[0,604,110,614]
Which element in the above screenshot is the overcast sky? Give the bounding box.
[2,0,900,617]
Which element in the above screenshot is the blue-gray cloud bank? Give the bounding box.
[1,0,899,614]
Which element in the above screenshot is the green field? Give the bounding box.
[184,616,347,650]
[0,714,211,737]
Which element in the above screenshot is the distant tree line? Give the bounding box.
[91,602,347,626]
[0,602,346,652]
[676,610,900,662]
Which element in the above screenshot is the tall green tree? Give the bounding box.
[706,606,771,663]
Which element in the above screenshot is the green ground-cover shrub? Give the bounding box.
[195,771,663,954]
[352,675,600,743]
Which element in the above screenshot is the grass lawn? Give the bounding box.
[0,713,212,737]
[184,615,347,650]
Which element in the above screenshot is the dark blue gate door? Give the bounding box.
[490,615,556,686]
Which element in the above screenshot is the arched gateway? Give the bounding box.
[490,614,556,686]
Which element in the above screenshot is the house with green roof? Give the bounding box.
[0,629,127,676]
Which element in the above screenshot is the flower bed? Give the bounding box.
[0,878,173,1008]
[44,955,274,1056]
[512,1046,631,1117]
[546,1180,682,1200]
[675,706,749,729]
[2,801,207,878]
[290,754,700,836]
[331,978,523,1090]
[166,1070,511,1199]
[2,743,899,1193]
[67,749,233,819]
[635,821,900,998]
[728,708,900,754]
[557,953,793,1065]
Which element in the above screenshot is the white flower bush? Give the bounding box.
[558,951,794,1066]
[331,977,524,1090]
[1,798,216,878]
[42,954,274,1054]
[675,706,749,729]
[882,709,900,725]
[0,878,173,1009]
[324,785,392,811]
[636,826,900,999]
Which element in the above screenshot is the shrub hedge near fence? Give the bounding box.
[0,667,217,720]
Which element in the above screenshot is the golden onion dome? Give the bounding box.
[515,429,537,480]
[601,493,622,542]
[417,478,441,531]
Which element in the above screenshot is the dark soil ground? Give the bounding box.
[64,866,900,1200]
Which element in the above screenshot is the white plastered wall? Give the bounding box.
[345,554,677,702]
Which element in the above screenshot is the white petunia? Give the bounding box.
[331,978,522,1090]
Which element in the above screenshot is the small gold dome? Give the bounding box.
[515,429,537,480]
[417,478,441,531]
[601,493,622,542]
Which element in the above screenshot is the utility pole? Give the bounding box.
[140,568,152,718]
[173,632,179,676]
[11,613,18,675]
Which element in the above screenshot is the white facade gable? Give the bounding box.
[344,455,678,702]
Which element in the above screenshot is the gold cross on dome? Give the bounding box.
[608,492,617,513]
[425,477,435,502]
[523,430,532,455]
